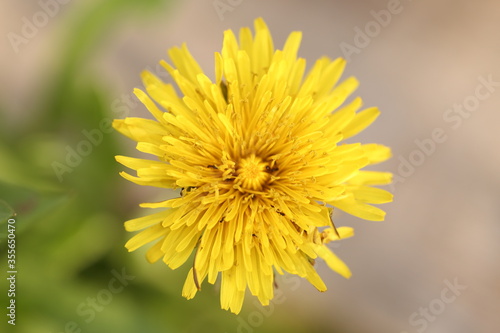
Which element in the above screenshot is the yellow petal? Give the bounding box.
[282,31,302,62]
[124,209,175,232]
[342,107,380,139]
[361,143,392,164]
[322,226,354,243]
[330,194,387,221]
[348,185,393,204]
[168,43,203,85]
[347,171,393,185]
[125,224,167,252]
[314,244,351,278]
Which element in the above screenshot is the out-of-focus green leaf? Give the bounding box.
[46,212,120,278]
[16,192,75,235]
[0,141,63,193]
[0,200,15,239]
[0,199,15,223]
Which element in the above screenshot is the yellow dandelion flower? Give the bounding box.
[113,18,393,314]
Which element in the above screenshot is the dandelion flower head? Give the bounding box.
[113,18,393,314]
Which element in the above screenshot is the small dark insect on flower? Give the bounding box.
[265,165,279,173]
[220,81,228,103]
[180,187,197,197]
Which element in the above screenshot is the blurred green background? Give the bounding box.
[1,0,500,332]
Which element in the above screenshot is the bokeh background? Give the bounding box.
[1,0,499,332]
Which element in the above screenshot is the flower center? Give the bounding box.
[236,154,269,191]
